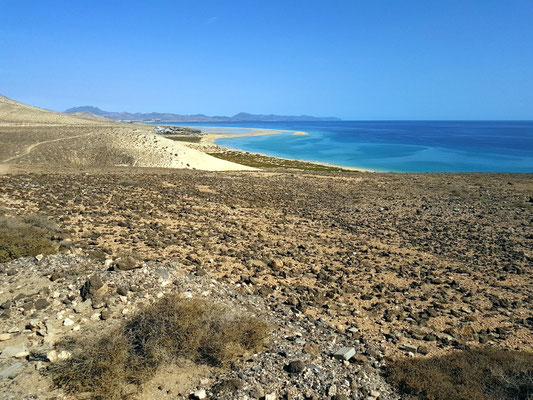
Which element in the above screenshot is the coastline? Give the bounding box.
[193,126,374,172]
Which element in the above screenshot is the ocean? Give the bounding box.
[158,121,533,173]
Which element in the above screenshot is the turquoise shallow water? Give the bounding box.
[158,121,533,172]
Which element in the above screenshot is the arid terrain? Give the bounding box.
[0,95,253,172]
[0,168,531,399]
[0,96,532,400]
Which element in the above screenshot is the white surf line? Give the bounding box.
[1,132,95,163]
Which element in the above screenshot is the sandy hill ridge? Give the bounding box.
[0,95,254,171]
[0,95,100,125]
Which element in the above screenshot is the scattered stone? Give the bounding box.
[117,286,129,296]
[155,267,169,279]
[191,389,207,399]
[91,296,107,309]
[331,394,348,400]
[333,347,356,361]
[0,343,27,359]
[248,259,267,269]
[101,309,111,320]
[46,350,71,363]
[0,300,13,310]
[34,298,50,310]
[284,360,305,374]
[46,350,58,362]
[0,362,24,379]
[213,378,244,393]
[0,333,13,341]
[49,272,61,281]
[303,342,320,357]
[80,275,108,300]
[351,354,368,364]
[114,256,142,271]
[27,352,49,362]
[404,343,418,353]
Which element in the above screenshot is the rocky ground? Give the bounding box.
[0,168,531,399]
[0,254,397,400]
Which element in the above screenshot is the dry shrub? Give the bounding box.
[49,295,269,399]
[386,347,533,400]
[0,214,59,262]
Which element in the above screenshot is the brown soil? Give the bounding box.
[1,168,531,359]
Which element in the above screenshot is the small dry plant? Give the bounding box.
[48,295,269,399]
[0,213,59,262]
[386,347,533,400]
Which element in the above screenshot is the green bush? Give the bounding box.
[49,295,269,399]
[386,347,533,400]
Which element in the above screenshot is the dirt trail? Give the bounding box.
[1,132,95,163]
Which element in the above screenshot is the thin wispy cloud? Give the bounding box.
[206,16,218,25]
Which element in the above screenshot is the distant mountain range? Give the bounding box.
[64,106,341,122]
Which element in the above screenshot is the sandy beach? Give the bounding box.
[192,126,373,172]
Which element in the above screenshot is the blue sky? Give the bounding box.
[1,0,532,119]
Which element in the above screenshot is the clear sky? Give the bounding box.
[1,0,532,120]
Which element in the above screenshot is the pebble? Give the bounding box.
[0,333,13,341]
[192,389,206,399]
[285,360,305,374]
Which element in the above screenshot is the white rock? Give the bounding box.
[46,350,58,362]
[193,389,206,399]
[15,350,29,358]
[90,313,101,321]
[58,350,71,360]
[265,393,277,400]
[63,318,74,326]
[0,333,13,341]
[27,319,41,331]
[35,254,44,262]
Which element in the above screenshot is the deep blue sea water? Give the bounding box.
[158,121,533,172]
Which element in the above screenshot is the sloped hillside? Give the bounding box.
[0,95,253,171]
[0,95,100,125]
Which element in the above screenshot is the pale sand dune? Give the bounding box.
[0,95,254,171]
[0,95,101,125]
